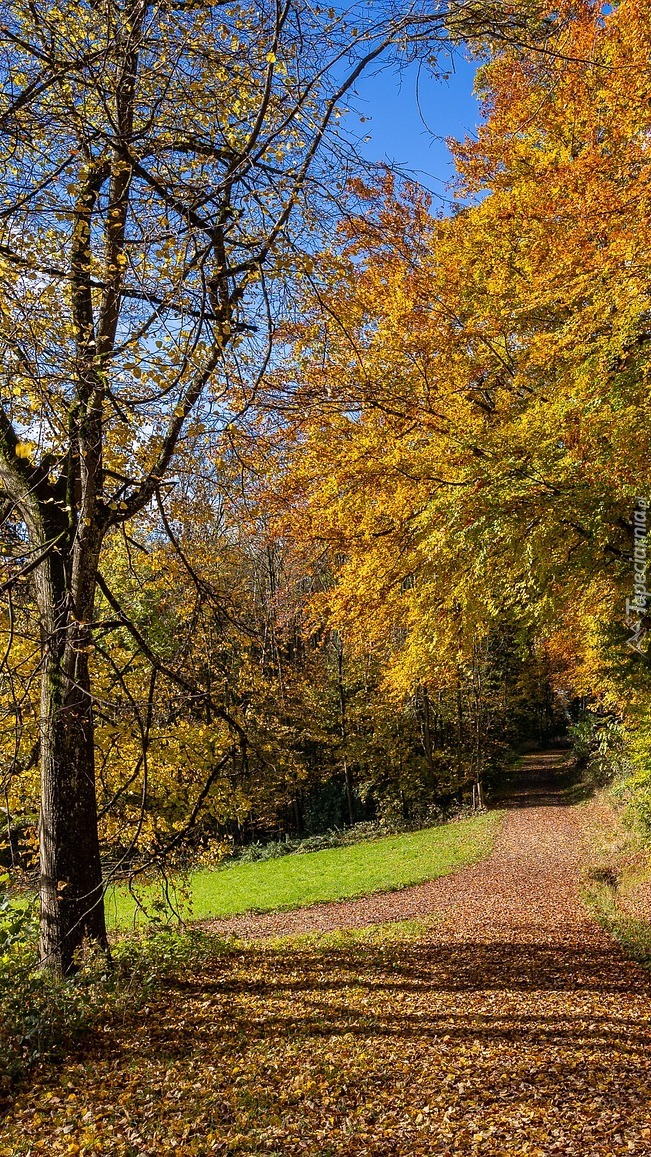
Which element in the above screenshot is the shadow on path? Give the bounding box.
[3,749,651,1156]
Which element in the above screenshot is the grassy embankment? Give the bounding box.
[583,790,651,963]
[107,811,500,929]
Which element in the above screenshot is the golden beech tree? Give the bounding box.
[0,0,546,973]
[268,0,651,745]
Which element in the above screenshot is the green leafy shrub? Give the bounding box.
[611,719,651,838]
[0,887,114,1089]
[569,715,630,786]
[572,710,651,842]
[0,881,220,1091]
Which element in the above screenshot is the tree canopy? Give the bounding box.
[2,0,651,972]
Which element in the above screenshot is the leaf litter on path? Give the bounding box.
[2,752,651,1155]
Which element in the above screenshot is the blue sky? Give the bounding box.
[350,54,481,207]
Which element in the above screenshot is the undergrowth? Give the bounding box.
[227,804,474,865]
[586,881,651,967]
[0,891,221,1094]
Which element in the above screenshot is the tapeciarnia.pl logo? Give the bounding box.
[626,496,649,654]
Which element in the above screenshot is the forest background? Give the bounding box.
[1,0,650,973]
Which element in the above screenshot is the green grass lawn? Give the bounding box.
[107,811,499,929]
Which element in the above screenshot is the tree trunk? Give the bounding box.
[36,540,108,975]
[336,641,355,825]
[343,759,355,827]
[421,684,436,791]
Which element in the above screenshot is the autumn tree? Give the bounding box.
[0,0,552,973]
[261,0,651,800]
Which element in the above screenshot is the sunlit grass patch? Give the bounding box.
[586,874,651,967]
[258,916,439,952]
[107,811,500,929]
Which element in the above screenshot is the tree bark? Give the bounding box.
[336,641,355,825]
[421,684,437,791]
[35,527,108,975]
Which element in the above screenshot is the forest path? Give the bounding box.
[202,750,598,943]
[4,751,651,1155]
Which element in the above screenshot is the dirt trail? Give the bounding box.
[3,751,651,1156]
[202,750,596,945]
